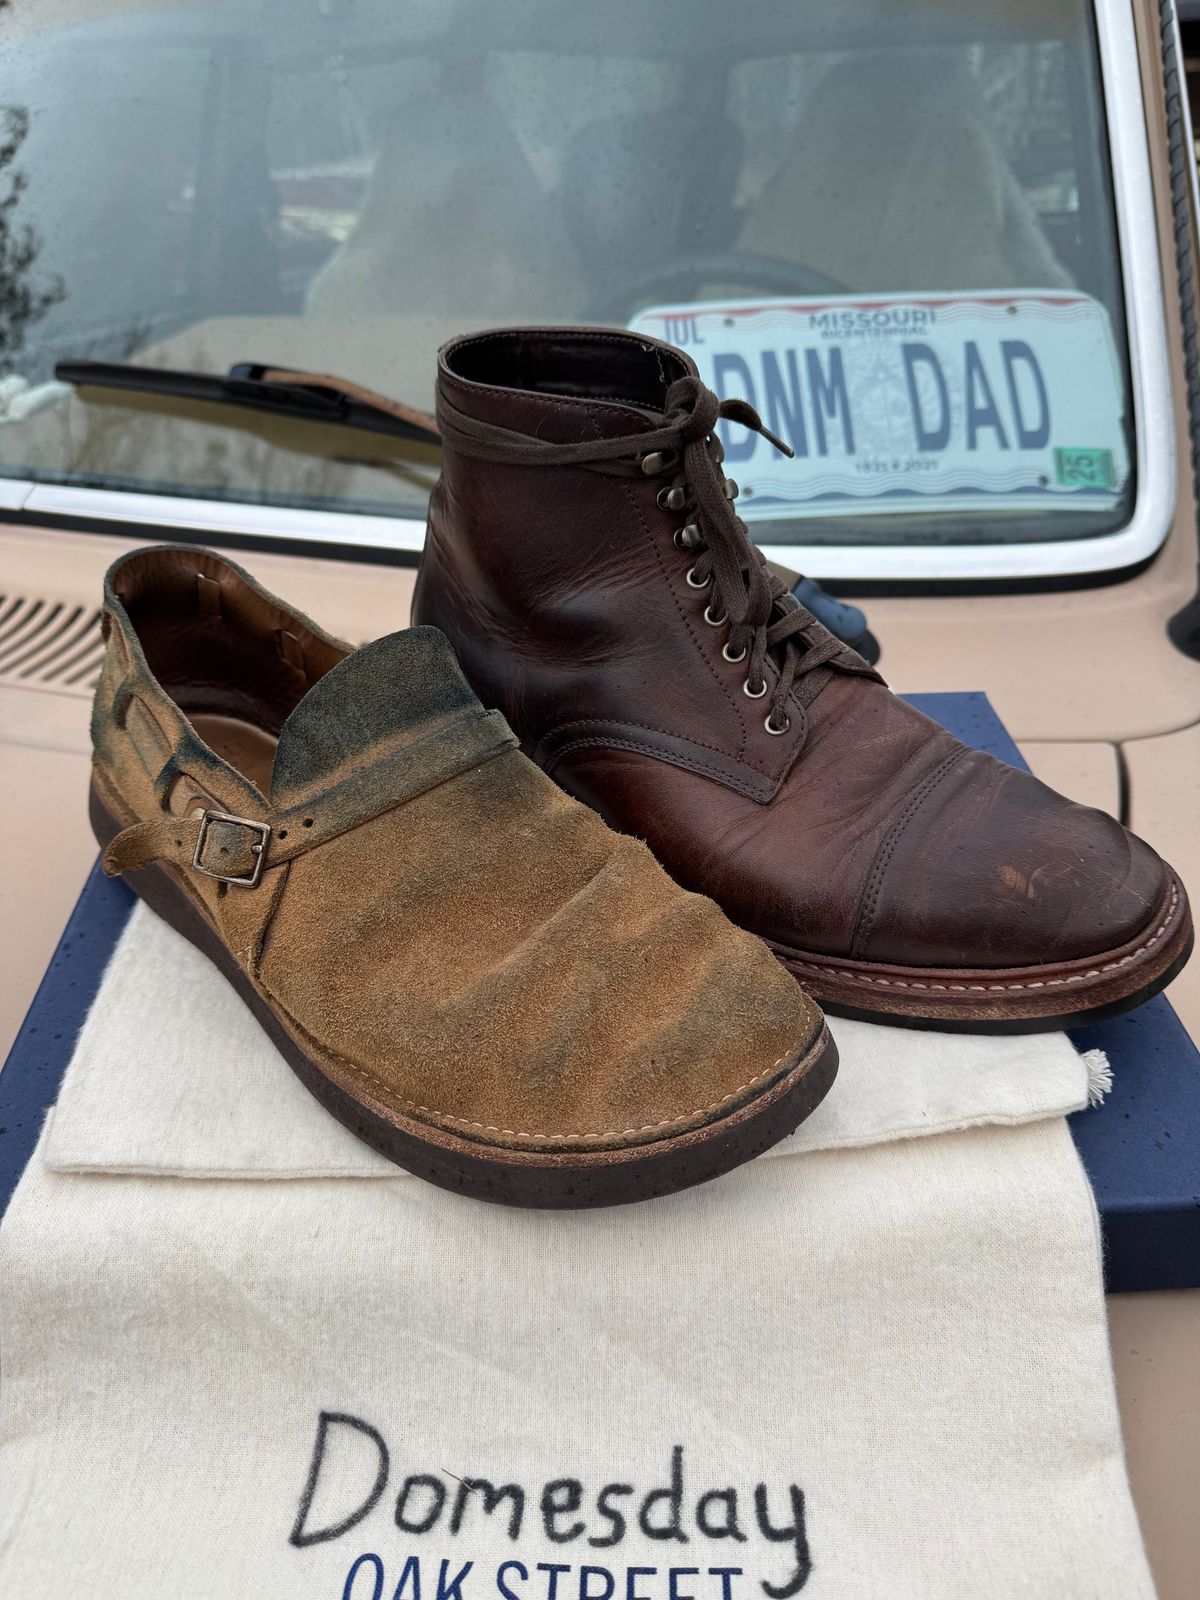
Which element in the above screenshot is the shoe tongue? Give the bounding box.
[270,626,483,804]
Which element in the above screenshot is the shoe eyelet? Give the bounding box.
[674,523,701,550]
[685,566,712,589]
[640,450,668,476]
[724,477,739,501]
[658,485,686,511]
[722,642,747,664]
[703,605,726,627]
[764,712,790,735]
[743,677,767,699]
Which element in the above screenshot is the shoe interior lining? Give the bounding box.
[448,330,687,407]
[189,713,280,796]
[113,549,344,787]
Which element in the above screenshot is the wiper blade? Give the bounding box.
[54,359,441,445]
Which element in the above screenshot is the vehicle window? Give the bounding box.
[0,0,1133,552]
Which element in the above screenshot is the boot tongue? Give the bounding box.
[271,626,483,804]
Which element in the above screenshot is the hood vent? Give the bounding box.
[0,595,104,696]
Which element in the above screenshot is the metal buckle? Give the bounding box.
[192,810,271,888]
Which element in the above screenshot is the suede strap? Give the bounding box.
[103,707,517,887]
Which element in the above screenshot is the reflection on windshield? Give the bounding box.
[0,105,63,373]
[742,51,1074,293]
[307,61,583,325]
[0,0,1132,545]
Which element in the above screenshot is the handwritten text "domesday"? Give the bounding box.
[290,1416,813,1599]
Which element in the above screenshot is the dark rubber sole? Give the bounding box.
[90,784,838,1208]
[768,870,1194,1034]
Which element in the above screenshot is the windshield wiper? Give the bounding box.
[54,360,441,445]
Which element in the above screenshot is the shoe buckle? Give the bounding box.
[192,810,271,888]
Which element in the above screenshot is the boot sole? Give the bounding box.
[768,869,1193,1034]
[89,784,838,1208]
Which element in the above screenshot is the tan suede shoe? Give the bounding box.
[90,546,836,1207]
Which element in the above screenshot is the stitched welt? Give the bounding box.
[290,1417,813,1599]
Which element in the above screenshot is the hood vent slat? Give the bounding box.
[0,595,103,696]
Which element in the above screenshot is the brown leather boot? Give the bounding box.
[414,327,1192,1032]
[90,545,837,1207]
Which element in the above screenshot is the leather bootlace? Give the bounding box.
[438,375,873,732]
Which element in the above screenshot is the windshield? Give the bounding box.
[0,0,1133,550]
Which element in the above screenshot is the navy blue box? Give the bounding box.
[2,693,1197,1293]
[903,695,1200,1294]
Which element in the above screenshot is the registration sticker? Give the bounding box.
[627,292,1130,520]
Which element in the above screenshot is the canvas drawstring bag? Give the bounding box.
[0,907,1153,1598]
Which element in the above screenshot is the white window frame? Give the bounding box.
[1,0,1177,582]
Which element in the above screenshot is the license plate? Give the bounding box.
[627,292,1130,520]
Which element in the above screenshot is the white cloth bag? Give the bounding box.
[0,909,1154,1598]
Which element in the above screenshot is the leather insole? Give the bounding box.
[191,713,279,797]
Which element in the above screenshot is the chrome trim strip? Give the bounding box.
[18,482,427,553]
[0,478,31,512]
